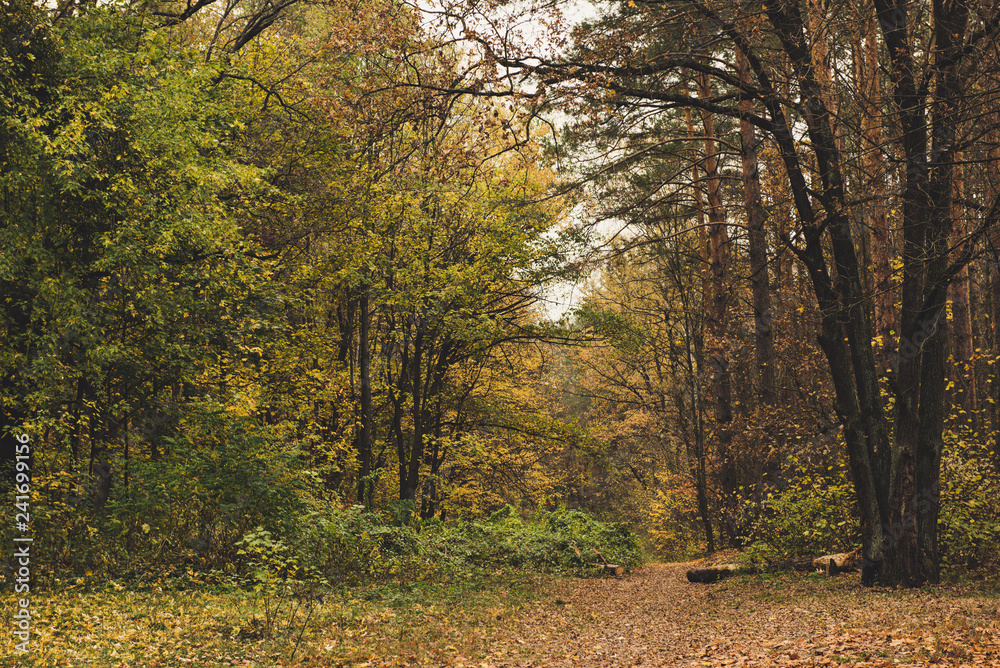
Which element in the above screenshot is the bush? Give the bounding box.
[744,451,860,567]
[6,402,643,589]
[642,478,706,560]
[288,504,643,585]
[740,427,1000,576]
[293,503,425,583]
[441,506,642,573]
[8,408,315,584]
[938,432,1000,574]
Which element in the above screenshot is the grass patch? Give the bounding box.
[1,569,559,666]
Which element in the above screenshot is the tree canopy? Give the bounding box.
[3,0,1000,590]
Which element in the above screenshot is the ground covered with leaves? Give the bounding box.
[3,563,999,666]
[485,562,1000,668]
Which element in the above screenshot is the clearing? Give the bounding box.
[3,563,999,666]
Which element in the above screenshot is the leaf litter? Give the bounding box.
[3,564,998,666]
[479,562,1000,668]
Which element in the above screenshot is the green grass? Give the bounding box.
[1,569,559,666]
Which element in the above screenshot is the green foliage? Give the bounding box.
[445,506,643,573]
[111,410,311,569]
[286,503,643,587]
[16,409,313,582]
[235,526,324,652]
[938,432,1000,574]
[1,5,274,462]
[743,451,860,566]
[294,503,423,583]
[13,431,616,589]
[738,425,1000,575]
[575,304,646,354]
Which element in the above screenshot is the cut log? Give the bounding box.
[572,543,625,575]
[583,561,625,575]
[686,563,747,583]
[586,562,626,575]
[812,549,861,575]
[591,546,626,575]
[775,556,817,572]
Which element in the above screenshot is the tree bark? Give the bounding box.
[737,47,776,406]
[949,159,977,429]
[357,289,374,508]
[696,69,736,544]
[686,563,752,583]
[854,4,895,354]
[683,81,715,554]
[401,318,425,503]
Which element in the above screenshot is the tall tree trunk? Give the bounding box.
[402,319,425,504]
[696,70,736,544]
[875,0,967,586]
[683,85,711,306]
[807,0,842,148]
[992,253,1000,473]
[949,159,977,429]
[737,47,776,405]
[855,4,895,353]
[760,0,956,586]
[683,78,716,549]
[357,290,374,508]
[990,131,1000,459]
[677,389,714,554]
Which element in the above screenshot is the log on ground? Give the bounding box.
[600,563,626,576]
[686,564,749,583]
[812,549,861,575]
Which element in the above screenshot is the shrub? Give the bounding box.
[744,450,860,567]
[642,478,706,560]
[441,506,642,573]
[6,407,315,584]
[938,432,1000,575]
[292,503,425,583]
[289,504,643,584]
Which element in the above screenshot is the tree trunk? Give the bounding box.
[994,256,1000,474]
[696,69,736,544]
[683,81,715,554]
[949,159,977,429]
[683,86,711,308]
[686,563,752,583]
[357,290,374,508]
[401,318,425,503]
[855,4,895,353]
[737,47,776,406]
[761,0,954,586]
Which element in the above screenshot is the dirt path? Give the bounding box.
[481,563,1000,667]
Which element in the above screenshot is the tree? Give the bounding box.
[572,232,719,551]
[230,1,574,512]
[0,3,280,488]
[448,0,1000,584]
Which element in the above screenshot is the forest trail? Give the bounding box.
[480,562,1000,667]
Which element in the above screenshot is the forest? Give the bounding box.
[3,0,1000,628]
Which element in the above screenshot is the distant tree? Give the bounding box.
[447,0,1000,584]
